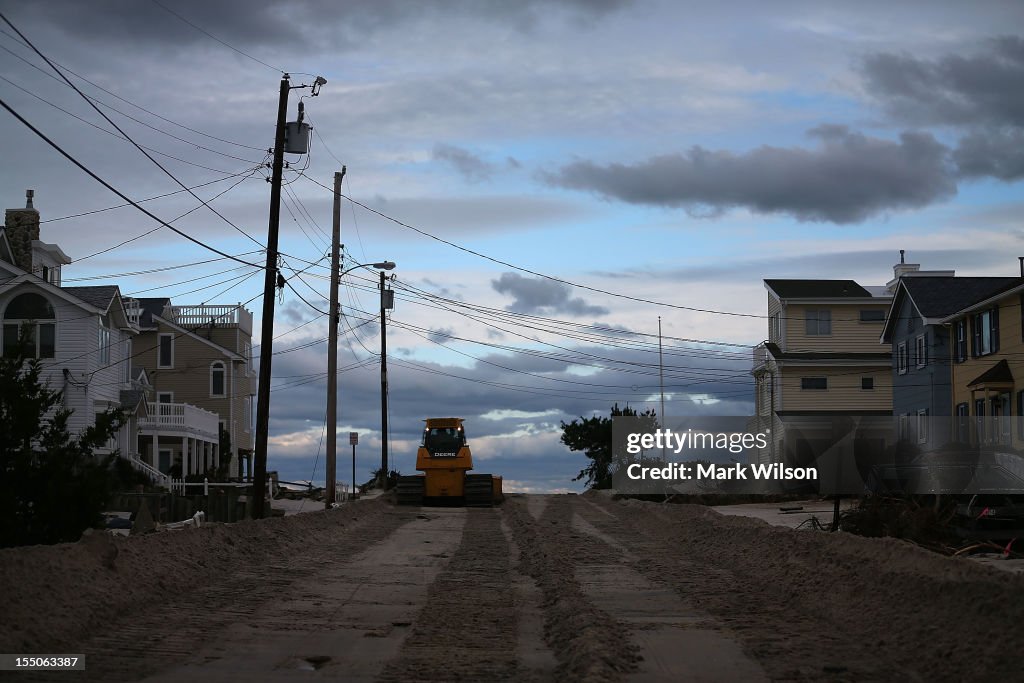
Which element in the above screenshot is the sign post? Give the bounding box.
[349,432,359,500]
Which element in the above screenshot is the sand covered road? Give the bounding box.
[2,494,1023,681]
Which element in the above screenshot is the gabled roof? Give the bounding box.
[940,278,1024,323]
[881,276,1020,342]
[62,285,119,311]
[135,297,170,328]
[765,279,873,299]
[152,313,243,361]
[967,359,1013,388]
[119,390,148,413]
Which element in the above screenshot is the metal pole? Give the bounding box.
[352,442,356,500]
[325,168,345,509]
[659,316,666,462]
[252,74,290,519]
[380,269,389,487]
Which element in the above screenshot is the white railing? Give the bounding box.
[130,454,170,488]
[167,304,253,335]
[123,297,143,326]
[753,343,769,370]
[139,402,219,440]
[169,478,250,495]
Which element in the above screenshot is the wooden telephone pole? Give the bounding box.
[251,75,291,519]
[326,167,346,509]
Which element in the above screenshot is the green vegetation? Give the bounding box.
[561,404,657,489]
[0,330,126,547]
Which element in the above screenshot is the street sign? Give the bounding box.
[349,432,359,445]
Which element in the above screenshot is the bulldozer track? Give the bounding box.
[378,508,520,682]
[464,473,495,507]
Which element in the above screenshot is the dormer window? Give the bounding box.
[2,292,56,359]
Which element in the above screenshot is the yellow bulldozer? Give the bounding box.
[396,418,503,506]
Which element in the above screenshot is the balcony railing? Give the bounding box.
[752,342,770,371]
[139,402,219,441]
[124,297,142,326]
[166,304,253,335]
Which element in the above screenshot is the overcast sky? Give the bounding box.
[1,1,1022,491]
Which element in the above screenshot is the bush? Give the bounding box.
[0,331,125,547]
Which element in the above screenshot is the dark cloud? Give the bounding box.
[544,126,955,224]
[7,0,631,51]
[432,144,496,183]
[426,326,455,344]
[491,273,609,316]
[859,36,1024,128]
[953,128,1024,181]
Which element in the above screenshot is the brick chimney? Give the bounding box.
[5,190,39,272]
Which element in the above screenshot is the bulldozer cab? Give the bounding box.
[422,425,465,457]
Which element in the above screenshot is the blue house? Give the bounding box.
[881,269,1017,449]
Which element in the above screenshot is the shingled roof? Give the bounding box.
[901,277,1020,319]
[134,297,170,328]
[62,285,119,311]
[882,276,1023,342]
[765,279,873,299]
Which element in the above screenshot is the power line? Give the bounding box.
[299,174,766,320]
[0,27,265,151]
[0,95,262,268]
[0,13,268,250]
[0,71,264,175]
[149,0,285,75]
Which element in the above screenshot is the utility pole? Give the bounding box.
[380,270,389,487]
[659,316,666,463]
[325,167,346,509]
[252,74,290,520]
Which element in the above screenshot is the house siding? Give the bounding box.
[890,296,953,424]
[134,320,255,471]
[783,302,890,353]
[780,364,893,412]
[949,294,1024,448]
[1,283,136,449]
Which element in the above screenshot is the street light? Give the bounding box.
[326,259,396,508]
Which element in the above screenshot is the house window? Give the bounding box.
[917,409,929,444]
[210,361,226,397]
[897,342,908,375]
[158,333,174,368]
[954,321,967,363]
[243,341,252,374]
[805,310,831,336]
[98,317,111,365]
[861,377,874,390]
[2,292,56,359]
[801,377,827,390]
[860,309,885,322]
[769,313,781,343]
[123,339,132,383]
[971,307,998,357]
[915,334,927,368]
[898,414,909,441]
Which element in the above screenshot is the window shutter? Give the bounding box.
[991,306,1000,353]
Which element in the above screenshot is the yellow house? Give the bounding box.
[942,280,1024,447]
[752,278,893,464]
